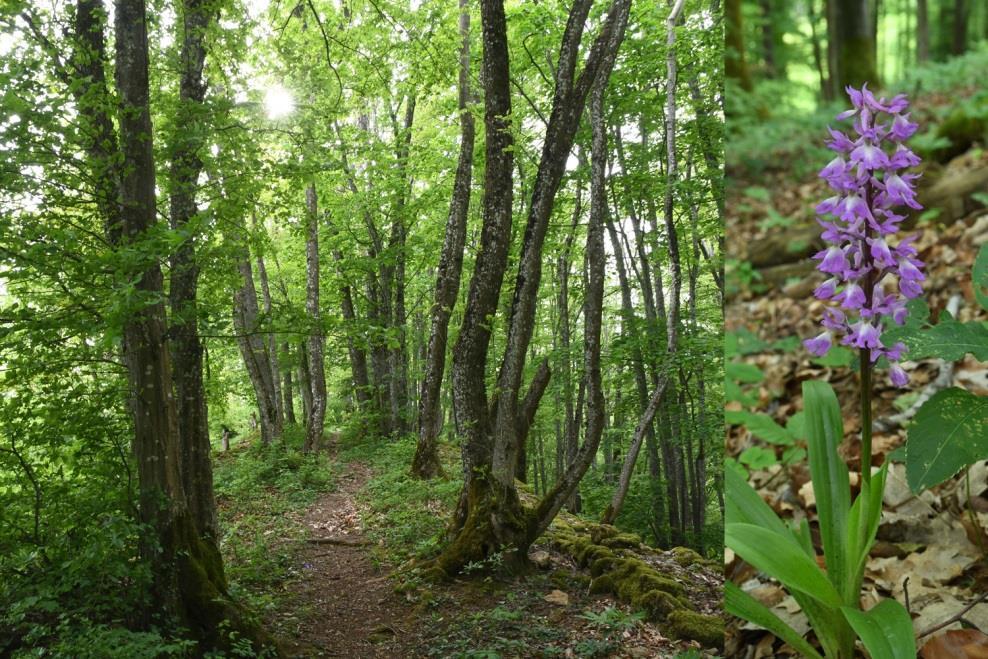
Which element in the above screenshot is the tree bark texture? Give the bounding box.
[303,183,327,453]
[232,223,281,446]
[167,0,218,540]
[253,224,285,430]
[491,0,631,491]
[437,0,631,576]
[834,0,880,89]
[413,0,475,479]
[83,0,273,648]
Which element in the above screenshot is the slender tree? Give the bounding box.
[412,0,475,478]
[303,183,327,453]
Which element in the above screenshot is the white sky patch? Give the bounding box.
[264,84,295,119]
[0,31,16,57]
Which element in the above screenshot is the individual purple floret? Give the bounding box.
[803,84,925,387]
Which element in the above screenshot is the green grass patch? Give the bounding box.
[213,425,334,611]
[340,434,462,562]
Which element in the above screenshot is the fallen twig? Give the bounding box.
[917,590,988,639]
[307,537,371,547]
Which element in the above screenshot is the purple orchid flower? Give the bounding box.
[803,85,925,387]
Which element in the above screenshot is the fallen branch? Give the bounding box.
[874,294,962,433]
[307,537,370,547]
[917,590,988,639]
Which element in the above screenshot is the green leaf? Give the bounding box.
[803,380,851,603]
[841,599,916,659]
[739,446,777,470]
[898,318,988,361]
[724,466,791,538]
[727,361,764,384]
[785,411,806,440]
[811,346,854,367]
[906,387,988,492]
[726,523,843,607]
[975,244,988,312]
[725,410,795,445]
[725,582,824,659]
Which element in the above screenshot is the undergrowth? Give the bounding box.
[340,433,462,563]
[213,424,334,615]
[728,46,988,179]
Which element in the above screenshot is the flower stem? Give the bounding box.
[859,348,873,490]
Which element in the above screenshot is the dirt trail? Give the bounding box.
[279,461,416,658]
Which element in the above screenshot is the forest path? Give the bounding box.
[278,457,417,658]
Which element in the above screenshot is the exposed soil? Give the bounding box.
[277,461,418,658]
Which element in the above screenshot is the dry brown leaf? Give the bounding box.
[921,629,988,658]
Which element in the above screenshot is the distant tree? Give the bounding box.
[917,0,930,62]
[831,0,880,89]
[726,0,753,91]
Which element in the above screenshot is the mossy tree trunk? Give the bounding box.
[411,0,475,476]
[71,0,275,650]
[436,0,631,576]
[167,0,218,540]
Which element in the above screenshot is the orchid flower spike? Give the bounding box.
[803,84,925,387]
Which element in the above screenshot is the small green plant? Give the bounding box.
[579,605,644,632]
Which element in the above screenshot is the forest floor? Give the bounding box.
[216,433,722,658]
[725,67,988,657]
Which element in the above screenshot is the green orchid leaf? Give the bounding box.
[841,599,916,659]
[803,380,851,601]
[725,582,824,659]
[726,523,842,608]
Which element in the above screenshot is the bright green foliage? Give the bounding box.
[905,388,988,492]
[841,600,916,659]
[726,381,899,658]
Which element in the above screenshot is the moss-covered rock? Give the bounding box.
[934,111,988,162]
[549,569,572,589]
[670,546,703,567]
[589,573,614,594]
[600,532,642,549]
[667,610,724,648]
[588,523,620,544]
[634,590,683,618]
[589,555,617,577]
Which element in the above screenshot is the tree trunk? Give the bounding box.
[298,340,313,426]
[835,0,880,89]
[413,0,475,479]
[329,226,371,410]
[491,0,631,491]
[389,98,415,437]
[725,0,753,92]
[303,183,327,454]
[952,0,968,55]
[283,342,297,425]
[232,225,280,446]
[167,0,217,540]
[93,0,272,648]
[254,221,284,431]
[575,75,607,525]
[759,0,777,77]
[807,0,832,100]
[437,0,631,576]
[515,359,552,482]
